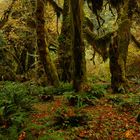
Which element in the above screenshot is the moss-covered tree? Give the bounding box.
[109,0,135,93]
[58,0,73,82]
[70,0,86,91]
[36,0,59,86]
[83,0,139,93]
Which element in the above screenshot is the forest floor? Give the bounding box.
[29,82,140,140]
[0,80,140,140]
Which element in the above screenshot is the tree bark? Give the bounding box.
[109,1,131,93]
[58,0,73,82]
[70,0,86,91]
[16,47,27,74]
[36,0,59,86]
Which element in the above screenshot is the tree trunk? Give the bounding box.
[36,0,59,86]
[27,40,35,70]
[16,47,27,74]
[70,0,86,91]
[109,1,130,93]
[58,0,73,82]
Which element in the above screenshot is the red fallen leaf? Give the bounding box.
[55,100,61,106]
[18,131,26,140]
[32,113,48,119]
[134,134,140,140]
[79,130,88,138]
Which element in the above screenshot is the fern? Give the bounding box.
[0,82,34,138]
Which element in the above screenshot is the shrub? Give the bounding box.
[90,84,108,99]
[66,92,98,107]
[29,82,73,97]
[53,106,91,129]
[0,82,34,138]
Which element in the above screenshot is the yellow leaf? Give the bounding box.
[125,129,134,139]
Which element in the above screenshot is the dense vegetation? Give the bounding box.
[0,0,140,139]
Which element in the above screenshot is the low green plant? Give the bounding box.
[0,82,34,138]
[53,106,91,129]
[28,82,73,97]
[39,134,65,140]
[66,92,98,107]
[107,96,124,105]
[90,84,108,99]
[111,95,140,112]
[66,84,108,107]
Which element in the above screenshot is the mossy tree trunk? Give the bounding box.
[70,0,86,91]
[36,0,59,86]
[109,1,131,93]
[27,43,35,70]
[58,0,73,82]
[16,47,27,74]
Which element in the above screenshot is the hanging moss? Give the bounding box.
[87,0,103,11]
[83,17,94,31]
[83,27,114,61]
[109,0,124,9]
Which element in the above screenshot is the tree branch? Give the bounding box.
[47,0,63,15]
[83,27,114,61]
[131,33,140,49]
[0,0,16,29]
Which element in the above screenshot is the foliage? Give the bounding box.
[0,31,6,48]
[90,84,108,98]
[0,81,34,139]
[0,0,140,138]
[39,134,64,140]
[65,84,107,107]
[108,93,140,113]
[0,31,6,64]
[53,106,91,129]
[29,82,73,97]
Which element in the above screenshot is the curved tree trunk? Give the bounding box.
[109,1,131,93]
[58,0,73,82]
[36,0,59,86]
[70,0,86,91]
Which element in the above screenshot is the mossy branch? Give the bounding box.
[131,33,140,49]
[47,0,63,16]
[0,0,16,29]
[83,27,114,61]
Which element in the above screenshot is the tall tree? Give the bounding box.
[36,0,59,86]
[109,0,131,93]
[70,0,86,91]
[58,0,73,82]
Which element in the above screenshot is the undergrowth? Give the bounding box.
[0,81,34,139]
[28,82,73,96]
[66,84,108,107]
[0,81,139,139]
[53,106,91,129]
